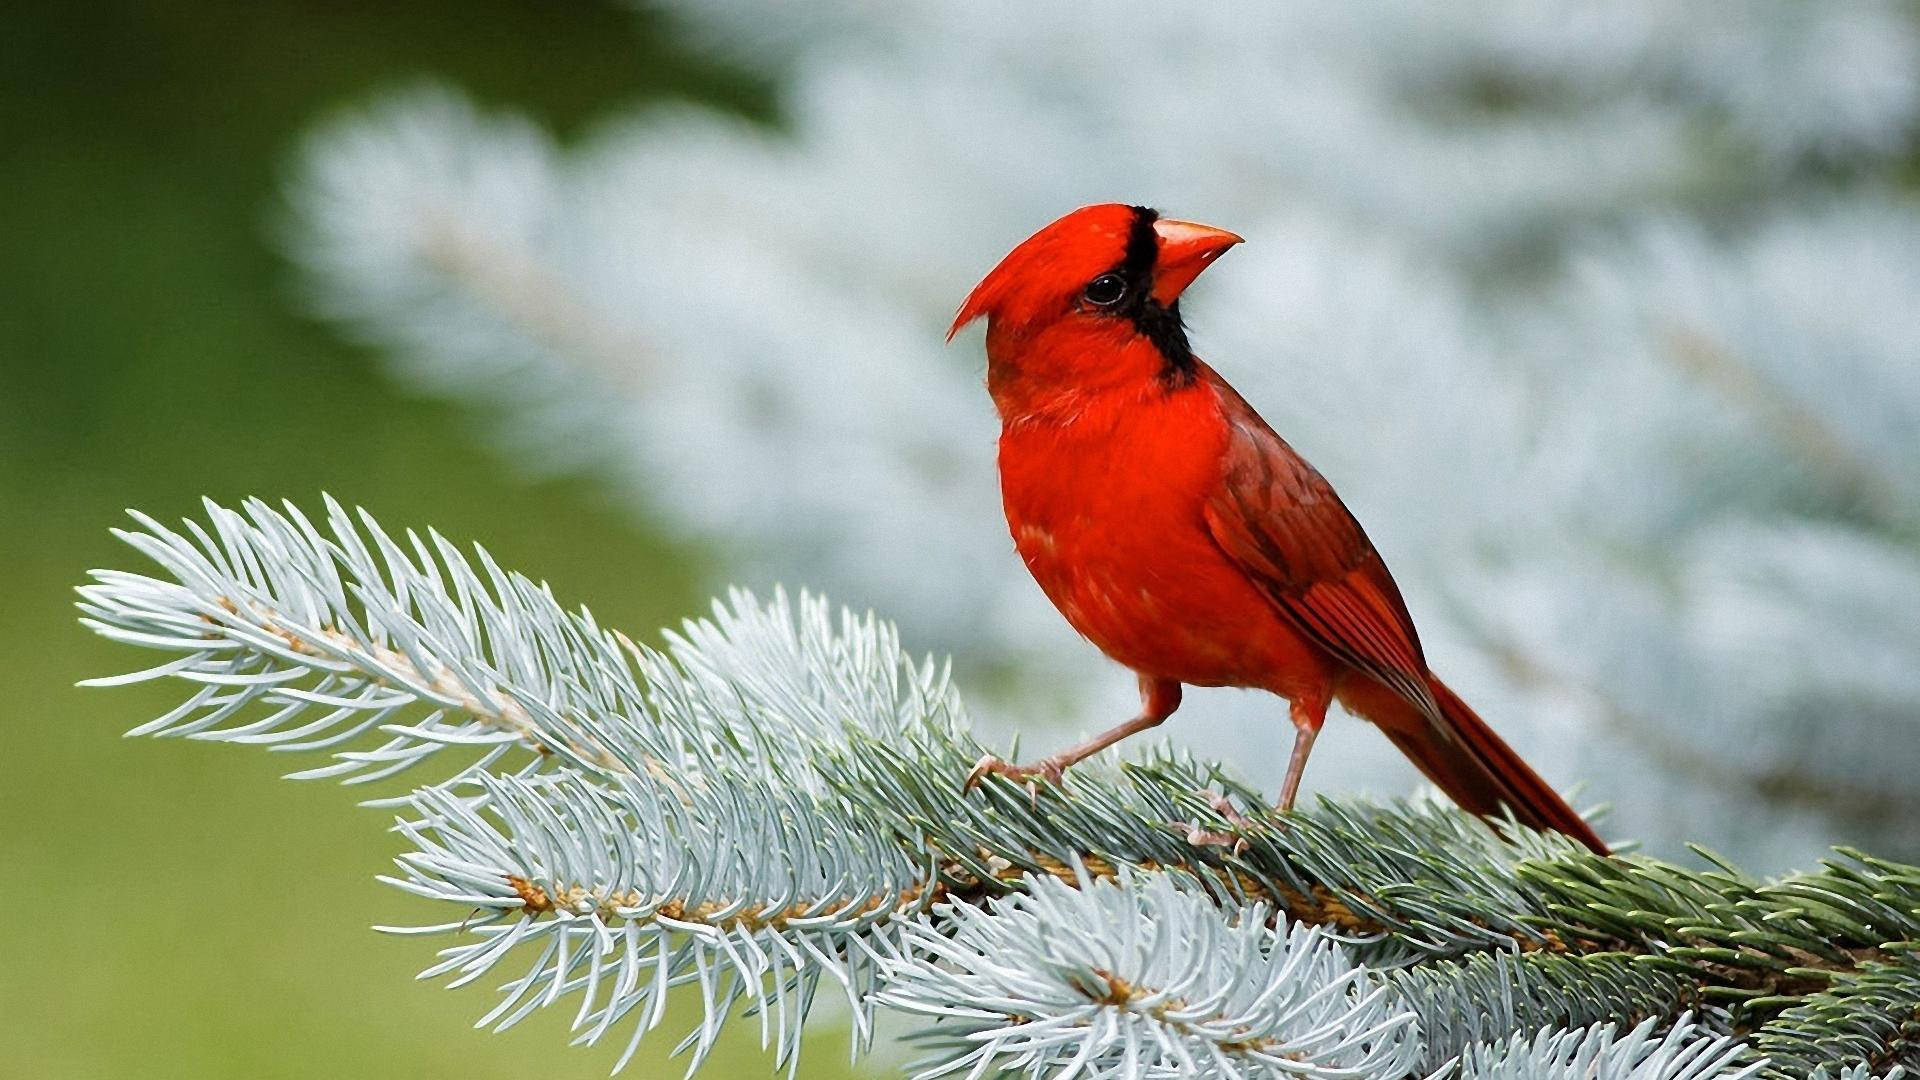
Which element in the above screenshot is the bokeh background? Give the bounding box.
[4,3,1918,1077]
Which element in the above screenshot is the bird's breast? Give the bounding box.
[997,385,1313,688]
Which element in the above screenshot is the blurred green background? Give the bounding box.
[0,4,872,1076]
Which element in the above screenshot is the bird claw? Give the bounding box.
[964,754,1066,798]
[1169,821,1249,855]
[1168,790,1256,854]
[1201,790,1257,831]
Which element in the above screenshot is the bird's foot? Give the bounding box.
[963,753,1067,796]
[1170,822,1248,853]
[1169,790,1257,854]
[1200,790,1257,831]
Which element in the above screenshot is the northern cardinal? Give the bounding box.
[949,203,1607,855]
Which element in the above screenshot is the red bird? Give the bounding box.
[950,203,1608,855]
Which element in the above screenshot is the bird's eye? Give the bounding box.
[1082,273,1127,307]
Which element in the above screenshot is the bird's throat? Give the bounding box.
[1132,299,1196,387]
[985,321,1198,429]
[989,346,1204,433]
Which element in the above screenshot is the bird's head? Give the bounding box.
[949,204,1242,404]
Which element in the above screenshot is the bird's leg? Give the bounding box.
[1274,695,1328,812]
[1173,693,1330,847]
[965,676,1181,792]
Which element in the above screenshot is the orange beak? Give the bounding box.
[1150,218,1243,304]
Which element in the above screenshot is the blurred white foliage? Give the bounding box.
[287,0,1920,868]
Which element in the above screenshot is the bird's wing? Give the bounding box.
[1199,374,1440,720]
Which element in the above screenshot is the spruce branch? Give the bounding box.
[1811,1067,1910,1080]
[1750,953,1920,1079]
[1390,952,1711,1075]
[80,500,1920,1077]
[876,866,1421,1080]
[75,495,650,792]
[385,769,928,1072]
[1454,1015,1759,1080]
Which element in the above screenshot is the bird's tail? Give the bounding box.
[1356,675,1609,854]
